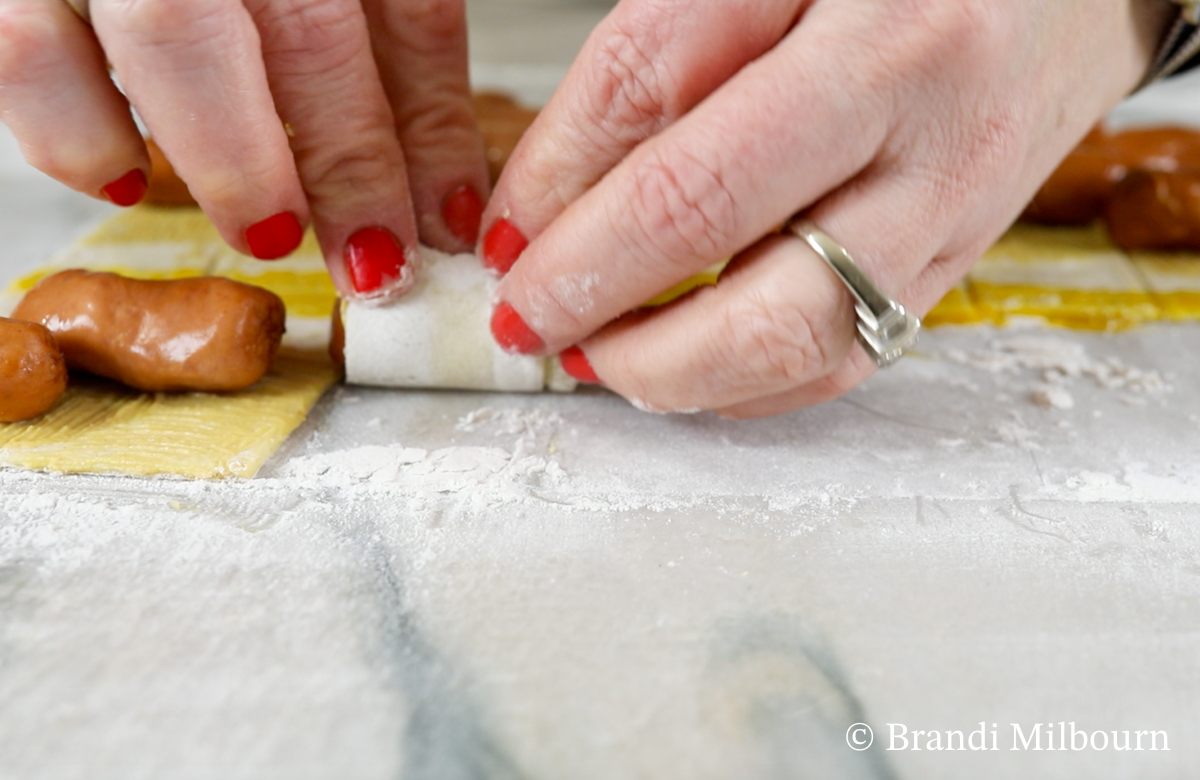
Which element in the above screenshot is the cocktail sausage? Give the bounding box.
[0,317,67,422]
[12,270,285,393]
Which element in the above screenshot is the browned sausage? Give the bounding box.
[144,138,198,207]
[1105,169,1200,251]
[12,270,286,393]
[1023,147,1126,224]
[1106,126,1200,172]
[0,317,67,422]
[473,91,539,186]
[329,300,345,369]
[1026,126,1200,227]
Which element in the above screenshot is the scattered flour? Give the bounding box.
[1030,383,1075,410]
[279,407,574,498]
[454,407,562,436]
[277,443,567,495]
[942,335,1170,409]
[1043,462,1200,503]
[991,416,1041,450]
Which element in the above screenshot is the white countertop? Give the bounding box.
[2,4,1199,778]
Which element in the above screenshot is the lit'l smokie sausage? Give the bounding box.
[0,317,67,422]
[12,270,285,393]
[1105,169,1200,251]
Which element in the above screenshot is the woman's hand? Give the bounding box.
[0,0,490,301]
[483,0,1176,417]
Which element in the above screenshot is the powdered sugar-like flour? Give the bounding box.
[941,334,1170,409]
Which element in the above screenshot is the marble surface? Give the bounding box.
[2,4,1200,779]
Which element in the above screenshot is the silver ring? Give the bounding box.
[63,0,90,23]
[786,217,920,368]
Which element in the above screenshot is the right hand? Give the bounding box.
[0,0,490,301]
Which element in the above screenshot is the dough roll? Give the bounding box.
[338,247,575,393]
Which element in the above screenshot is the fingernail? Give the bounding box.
[442,185,483,245]
[101,169,147,207]
[482,218,528,274]
[491,301,544,354]
[246,212,304,260]
[559,346,600,384]
[344,227,408,294]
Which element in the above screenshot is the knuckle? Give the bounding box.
[188,163,261,206]
[183,149,288,208]
[716,290,834,388]
[300,136,403,199]
[886,0,1013,75]
[396,97,476,151]
[380,0,465,49]
[258,0,366,69]
[106,0,230,43]
[0,6,61,86]
[631,147,742,269]
[586,20,676,148]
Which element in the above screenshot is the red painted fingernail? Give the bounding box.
[559,346,600,384]
[491,302,544,354]
[482,218,528,274]
[345,227,407,294]
[442,185,483,245]
[101,169,147,207]
[245,212,304,260]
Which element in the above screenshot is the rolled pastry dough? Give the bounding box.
[340,247,575,393]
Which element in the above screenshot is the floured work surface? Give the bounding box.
[0,207,341,479]
[4,207,1200,481]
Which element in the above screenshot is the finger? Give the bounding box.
[713,349,877,420]
[571,156,999,413]
[364,0,489,253]
[491,5,896,356]
[575,234,857,413]
[0,0,148,204]
[93,0,309,259]
[712,241,973,419]
[479,0,806,273]
[712,209,1017,420]
[245,0,417,299]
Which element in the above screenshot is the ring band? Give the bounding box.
[786,217,920,368]
[63,0,90,23]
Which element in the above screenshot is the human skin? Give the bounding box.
[0,0,490,300]
[482,0,1177,417]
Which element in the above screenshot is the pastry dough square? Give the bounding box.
[0,207,340,479]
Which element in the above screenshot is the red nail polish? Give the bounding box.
[101,169,147,207]
[491,302,544,354]
[245,212,304,260]
[345,226,407,294]
[442,185,483,245]
[559,346,600,384]
[482,218,528,274]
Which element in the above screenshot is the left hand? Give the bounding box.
[479,0,1175,417]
